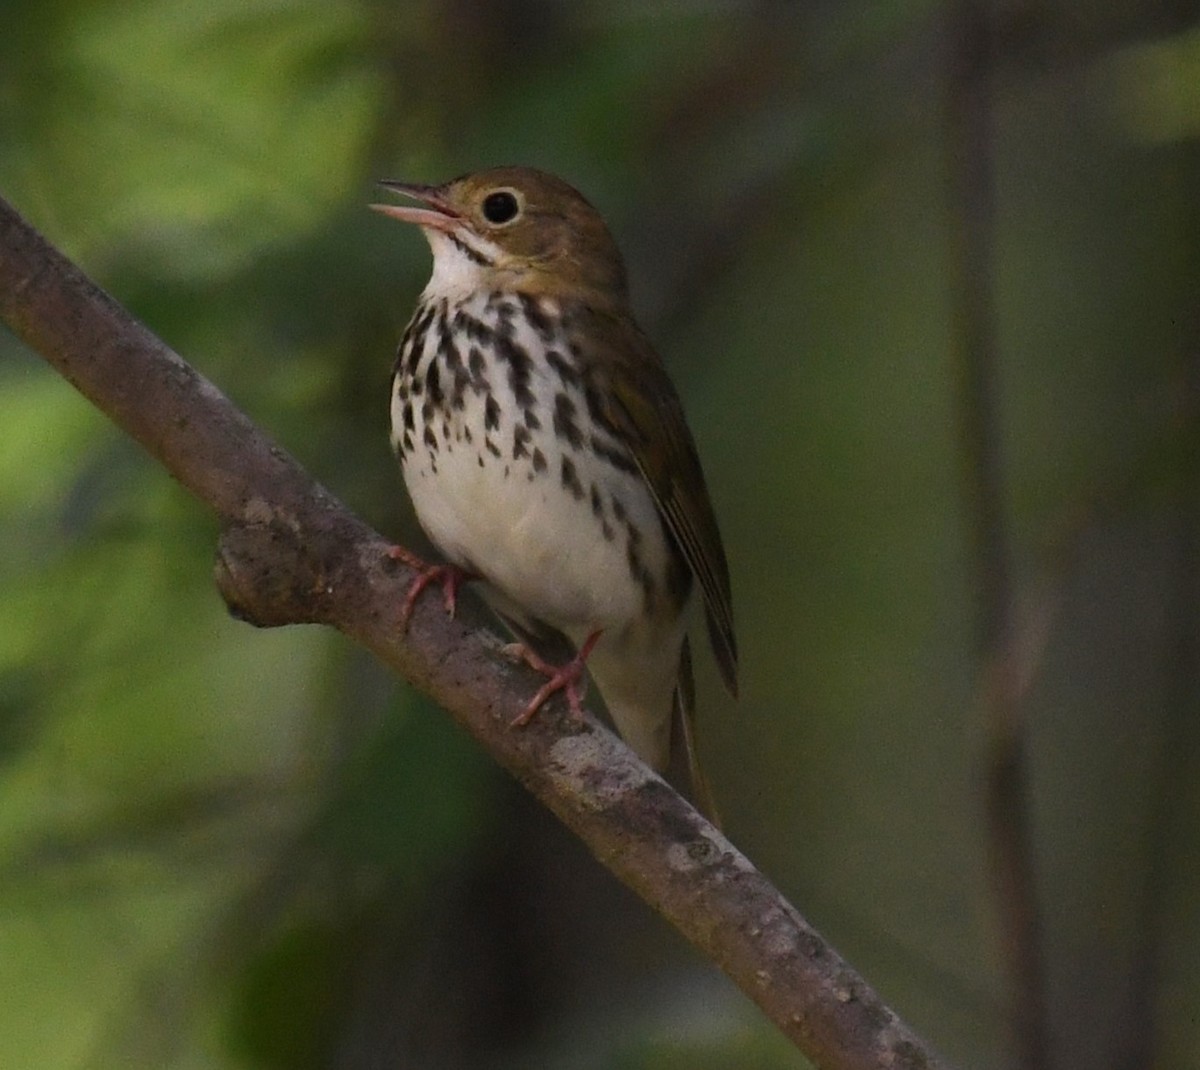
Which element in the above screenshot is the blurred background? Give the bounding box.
[1,1,1198,1067]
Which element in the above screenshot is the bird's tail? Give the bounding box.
[674,636,722,829]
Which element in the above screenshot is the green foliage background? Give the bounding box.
[2,2,1198,1067]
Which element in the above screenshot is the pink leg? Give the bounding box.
[385,545,473,629]
[507,630,603,727]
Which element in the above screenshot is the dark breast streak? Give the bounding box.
[390,291,693,616]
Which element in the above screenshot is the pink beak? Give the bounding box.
[370,180,461,233]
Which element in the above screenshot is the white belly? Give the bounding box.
[400,376,666,637]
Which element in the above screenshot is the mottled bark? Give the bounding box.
[1,193,952,1070]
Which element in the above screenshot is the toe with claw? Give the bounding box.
[385,545,473,629]
[505,630,603,727]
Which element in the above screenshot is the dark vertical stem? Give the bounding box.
[944,4,1049,1069]
[1120,80,1200,1069]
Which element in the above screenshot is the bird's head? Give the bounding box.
[372,166,629,306]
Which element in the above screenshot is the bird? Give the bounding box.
[372,166,736,811]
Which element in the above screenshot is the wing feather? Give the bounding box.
[573,309,738,696]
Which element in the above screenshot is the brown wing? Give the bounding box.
[574,308,738,697]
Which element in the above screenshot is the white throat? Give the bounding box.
[420,229,499,302]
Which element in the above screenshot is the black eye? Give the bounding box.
[482,190,520,225]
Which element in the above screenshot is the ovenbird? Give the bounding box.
[373,167,737,802]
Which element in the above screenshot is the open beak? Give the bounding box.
[370,180,461,233]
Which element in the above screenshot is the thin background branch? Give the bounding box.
[1121,75,1200,1069]
[944,3,1049,1068]
[0,193,954,1070]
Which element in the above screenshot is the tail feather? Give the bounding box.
[674,636,722,828]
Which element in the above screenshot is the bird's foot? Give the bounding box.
[385,545,473,630]
[504,630,603,727]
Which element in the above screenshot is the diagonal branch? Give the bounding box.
[0,192,952,1070]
